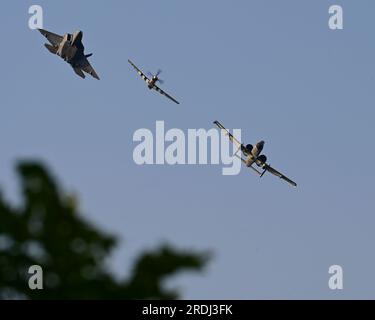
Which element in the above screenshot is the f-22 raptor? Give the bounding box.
[38,29,100,80]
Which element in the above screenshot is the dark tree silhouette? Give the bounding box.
[0,161,209,299]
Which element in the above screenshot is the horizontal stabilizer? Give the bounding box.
[44,43,58,55]
[85,53,93,58]
[73,67,86,79]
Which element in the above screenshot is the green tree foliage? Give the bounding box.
[0,161,209,299]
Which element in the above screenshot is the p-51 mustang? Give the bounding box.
[214,121,297,187]
[128,59,180,104]
[38,29,100,80]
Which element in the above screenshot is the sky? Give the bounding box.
[0,0,374,299]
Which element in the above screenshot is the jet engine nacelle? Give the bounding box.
[245,144,253,154]
[257,155,267,166]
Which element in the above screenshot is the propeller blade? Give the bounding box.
[156,69,162,77]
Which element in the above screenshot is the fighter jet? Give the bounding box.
[214,121,297,187]
[38,29,100,80]
[128,59,180,104]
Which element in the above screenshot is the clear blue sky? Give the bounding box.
[1,0,374,299]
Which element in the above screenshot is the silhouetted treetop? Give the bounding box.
[0,161,209,299]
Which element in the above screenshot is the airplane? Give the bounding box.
[128,59,180,104]
[214,120,297,187]
[38,29,100,80]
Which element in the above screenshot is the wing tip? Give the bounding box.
[287,179,297,187]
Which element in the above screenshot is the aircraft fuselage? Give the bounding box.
[148,76,158,89]
[55,31,84,66]
[244,140,265,167]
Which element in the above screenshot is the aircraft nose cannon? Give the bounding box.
[257,155,267,164]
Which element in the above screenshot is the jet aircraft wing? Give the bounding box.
[78,57,100,80]
[256,160,297,187]
[213,120,244,151]
[38,29,63,46]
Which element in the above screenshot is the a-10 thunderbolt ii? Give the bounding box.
[37,29,100,80]
[214,121,297,187]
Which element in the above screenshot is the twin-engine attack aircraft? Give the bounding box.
[214,121,297,187]
[38,29,100,80]
[128,59,180,104]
